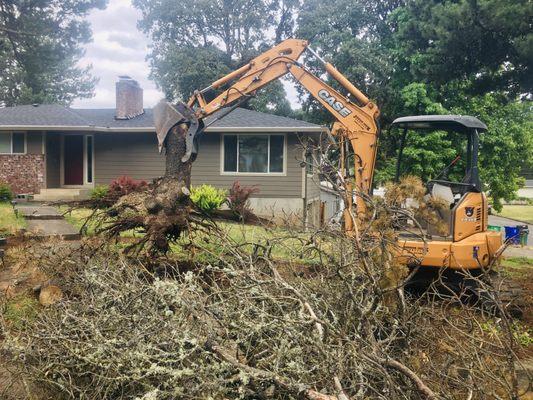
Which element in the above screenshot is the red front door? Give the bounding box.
[64,135,84,185]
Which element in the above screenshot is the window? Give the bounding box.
[0,132,25,154]
[306,151,314,176]
[223,134,285,174]
[86,135,93,184]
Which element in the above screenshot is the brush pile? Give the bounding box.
[1,181,527,399]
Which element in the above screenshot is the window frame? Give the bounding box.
[305,149,316,177]
[0,131,27,155]
[220,133,287,176]
[84,134,94,185]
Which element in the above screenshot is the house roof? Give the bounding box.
[0,104,326,133]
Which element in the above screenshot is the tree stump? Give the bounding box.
[100,123,195,254]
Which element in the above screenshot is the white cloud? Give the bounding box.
[73,0,164,109]
[73,0,302,110]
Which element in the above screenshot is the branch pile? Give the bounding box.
[1,201,526,399]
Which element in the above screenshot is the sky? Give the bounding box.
[72,0,163,109]
[73,0,300,110]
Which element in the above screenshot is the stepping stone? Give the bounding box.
[15,205,62,220]
[26,219,80,241]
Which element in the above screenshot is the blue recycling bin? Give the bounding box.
[504,226,520,245]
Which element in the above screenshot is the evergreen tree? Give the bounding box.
[0,0,107,106]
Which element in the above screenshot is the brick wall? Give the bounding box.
[0,154,45,194]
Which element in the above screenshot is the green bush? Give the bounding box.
[0,183,13,202]
[90,185,109,201]
[190,184,227,214]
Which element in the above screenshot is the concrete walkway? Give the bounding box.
[14,202,80,240]
[488,215,533,258]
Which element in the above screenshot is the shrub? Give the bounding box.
[227,181,259,220]
[190,184,226,214]
[0,182,13,202]
[107,176,147,200]
[90,185,109,201]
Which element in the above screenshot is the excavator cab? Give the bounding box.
[390,115,503,271]
[393,115,485,197]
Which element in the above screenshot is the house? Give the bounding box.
[0,77,327,223]
[518,168,533,199]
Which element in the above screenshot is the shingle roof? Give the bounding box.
[0,104,325,132]
[0,104,88,126]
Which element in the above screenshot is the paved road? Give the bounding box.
[489,215,532,233]
[488,215,532,258]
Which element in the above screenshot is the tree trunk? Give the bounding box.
[164,123,192,185]
[149,123,193,215]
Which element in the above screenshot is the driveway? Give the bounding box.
[489,215,532,259]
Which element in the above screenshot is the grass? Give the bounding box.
[0,202,26,236]
[60,206,99,235]
[61,207,318,263]
[501,256,533,279]
[496,205,533,224]
[3,293,40,330]
[171,220,317,263]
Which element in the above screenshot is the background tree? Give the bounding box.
[136,0,531,207]
[133,0,299,116]
[0,0,107,107]
[297,0,532,209]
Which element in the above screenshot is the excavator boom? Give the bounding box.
[154,38,380,227]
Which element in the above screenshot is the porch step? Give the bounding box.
[33,188,91,202]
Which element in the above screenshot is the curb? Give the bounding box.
[494,215,532,226]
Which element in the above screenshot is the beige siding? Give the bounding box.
[27,132,43,154]
[93,132,304,198]
[94,132,165,184]
[46,133,61,188]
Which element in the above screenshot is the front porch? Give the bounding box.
[44,132,95,192]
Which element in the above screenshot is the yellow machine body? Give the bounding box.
[398,192,503,269]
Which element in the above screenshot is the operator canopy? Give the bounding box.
[391,115,487,133]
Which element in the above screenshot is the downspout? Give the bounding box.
[302,140,308,228]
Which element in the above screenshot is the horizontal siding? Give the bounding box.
[94,132,165,184]
[94,132,304,198]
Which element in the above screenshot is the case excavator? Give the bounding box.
[153,38,520,314]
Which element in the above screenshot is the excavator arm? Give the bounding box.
[154,38,380,226]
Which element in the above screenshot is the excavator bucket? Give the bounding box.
[153,99,203,162]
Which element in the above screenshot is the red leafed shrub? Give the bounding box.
[108,176,148,200]
[227,181,259,220]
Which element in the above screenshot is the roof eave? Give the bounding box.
[205,126,327,133]
[0,125,328,133]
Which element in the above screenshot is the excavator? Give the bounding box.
[153,38,520,313]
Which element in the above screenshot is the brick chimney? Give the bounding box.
[115,76,144,119]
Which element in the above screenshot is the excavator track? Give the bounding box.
[477,271,525,319]
[405,268,525,319]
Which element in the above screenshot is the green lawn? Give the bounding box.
[0,202,26,236]
[496,205,533,224]
[500,256,532,279]
[60,207,317,263]
[60,206,101,235]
